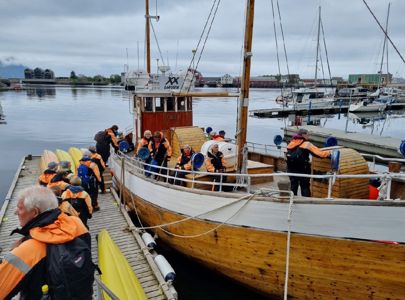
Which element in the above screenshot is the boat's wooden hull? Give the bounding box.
[117,181,405,299]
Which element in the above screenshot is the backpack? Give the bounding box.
[94,130,106,143]
[286,142,307,169]
[77,165,95,190]
[46,237,96,300]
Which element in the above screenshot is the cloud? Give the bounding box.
[0,0,403,78]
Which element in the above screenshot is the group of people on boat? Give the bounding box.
[135,129,229,191]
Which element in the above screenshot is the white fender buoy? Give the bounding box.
[141,232,157,249]
[154,254,176,282]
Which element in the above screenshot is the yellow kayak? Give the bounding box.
[55,149,76,174]
[40,150,59,173]
[68,147,83,170]
[98,229,147,300]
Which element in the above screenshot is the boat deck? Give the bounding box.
[0,156,176,300]
[284,125,403,158]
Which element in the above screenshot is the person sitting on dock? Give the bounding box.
[148,131,172,177]
[38,161,58,186]
[172,144,195,186]
[61,176,93,228]
[88,146,107,193]
[78,155,102,211]
[0,186,93,300]
[205,144,228,191]
[286,128,331,197]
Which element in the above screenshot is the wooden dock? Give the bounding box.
[284,125,403,158]
[250,103,405,118]
[0,156,177,300]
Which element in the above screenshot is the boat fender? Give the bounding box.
[141,232,157,249]
[191,153,205,170]
[138,147,150,161]
[399,140,405,157]
[325,136,338,147]
[273,135,283,147]
[330,149,340,172]
[154,254,176,282]
[119,140,130,153]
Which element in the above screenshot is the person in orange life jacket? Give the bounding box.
[47,170,70,197]
[148,131,172,176]
[78,155,102,211]
[136,130,153,156]
[172,144,195,186]
[61,176,93,228]
[88,146,106,193]
[213,130,226,141]
[205,144,228,191]
[38,162,58,186]
[96,125,119,165]
[286,128,331,197]
[0,186,90,300]
[368,178,381,200]
[106,125,119,150]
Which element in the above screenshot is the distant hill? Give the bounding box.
[0,62,28,79]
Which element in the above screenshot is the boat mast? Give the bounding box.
[145,0,151,74]
[378,3,390,89]
[236,0,255,173]
[314,6,321,88]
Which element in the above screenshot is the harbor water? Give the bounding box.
[1,86,404,299]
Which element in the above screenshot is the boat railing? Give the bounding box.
[227,138,285,157]
[115,152,405,200]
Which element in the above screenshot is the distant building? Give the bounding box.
[348,73,392,85]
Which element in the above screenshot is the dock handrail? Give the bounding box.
[114,152,405,200]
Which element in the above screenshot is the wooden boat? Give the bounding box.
[111,1,405,298]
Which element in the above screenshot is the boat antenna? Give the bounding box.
[236,0,255,174]
[150,21,165,65]
[362,0,405,64]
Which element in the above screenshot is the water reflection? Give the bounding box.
[26,86,56,99]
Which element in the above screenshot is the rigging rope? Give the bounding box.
[276,0,292,94]
[362,0,405,64]
[180,0,221,92]
[150,20,165,66]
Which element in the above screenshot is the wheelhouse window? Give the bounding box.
[166,97,175,112]
[156,97,164,112]
[177,97,186,111]
[144,97,153,112]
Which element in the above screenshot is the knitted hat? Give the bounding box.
[47,162,58,170]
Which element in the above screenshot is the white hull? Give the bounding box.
[349,101,386,112]
[112,155,405,243]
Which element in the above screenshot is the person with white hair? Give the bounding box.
[0,186,91,300]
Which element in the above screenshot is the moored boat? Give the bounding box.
[111,1,405,298]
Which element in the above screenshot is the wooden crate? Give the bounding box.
[311,148,369,199]
[170,126,206,159]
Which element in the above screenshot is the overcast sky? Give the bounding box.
[0,0,404,79]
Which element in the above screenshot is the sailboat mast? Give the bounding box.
[314,6,321,87]
[236,0,255,173]
[145,0,151,74]
[378,3,390,89]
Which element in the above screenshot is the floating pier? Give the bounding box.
[284,125,403,158]
[0,156,177,300]
[250,103,405,118]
